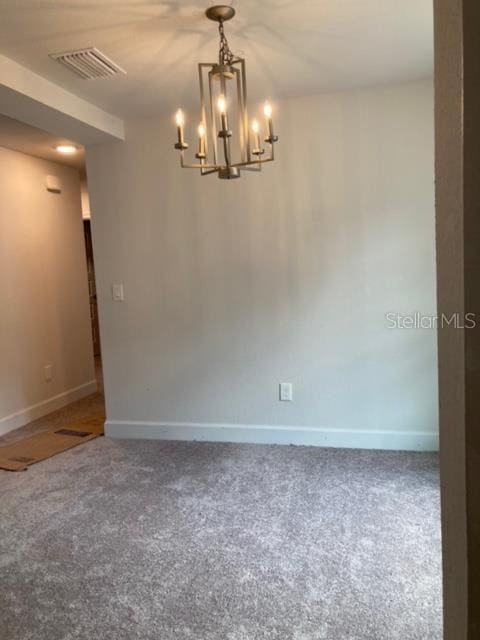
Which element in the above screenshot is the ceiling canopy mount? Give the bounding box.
[205,5,236,23]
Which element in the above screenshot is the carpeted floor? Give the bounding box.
[0,428,442,640]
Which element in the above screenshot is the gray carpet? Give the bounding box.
[0,438,442,640]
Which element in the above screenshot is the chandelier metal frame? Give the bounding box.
[174,5,278,180]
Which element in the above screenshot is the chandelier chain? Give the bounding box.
[218,20,235,65]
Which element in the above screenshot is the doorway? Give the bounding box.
[0,114,104,439]
[80,175,103,394]
[83,219,101,358]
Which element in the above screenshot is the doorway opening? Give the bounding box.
[0,114,104,441]
[81,176,103,392]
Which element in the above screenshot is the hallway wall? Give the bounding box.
[0,146,96,434]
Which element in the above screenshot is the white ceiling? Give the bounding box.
[0,0,433,118]
[0,115,85,169]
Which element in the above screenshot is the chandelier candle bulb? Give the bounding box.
[217,95,230,137]
[217,95,226,114]
[174,109,188,150]
[263,101,278,143]
[196,123,206,159]
[251,119,263,155]
[175,109,184,127]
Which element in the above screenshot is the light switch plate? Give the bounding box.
[279,382,293,402]
[112,283,124,301]
[44,364,53,382]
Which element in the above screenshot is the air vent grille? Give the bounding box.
[49,47,126,80]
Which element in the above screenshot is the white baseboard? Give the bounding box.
[0,380,98,437]
[105,420,439,452]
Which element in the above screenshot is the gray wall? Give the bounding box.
[87,80,437,449]
[0,147,96,434]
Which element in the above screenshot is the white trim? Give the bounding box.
[105,420,439,452]
[0,380,97,437]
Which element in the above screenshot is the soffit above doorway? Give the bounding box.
[0,114,85,170]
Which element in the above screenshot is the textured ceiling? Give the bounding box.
[0,0,433,118]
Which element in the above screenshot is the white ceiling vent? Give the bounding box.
[49,47,126,80]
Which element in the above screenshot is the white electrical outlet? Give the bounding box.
[44,364,53,382]
[279,382,293,402]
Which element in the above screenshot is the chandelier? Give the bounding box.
[173,5,278,180]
